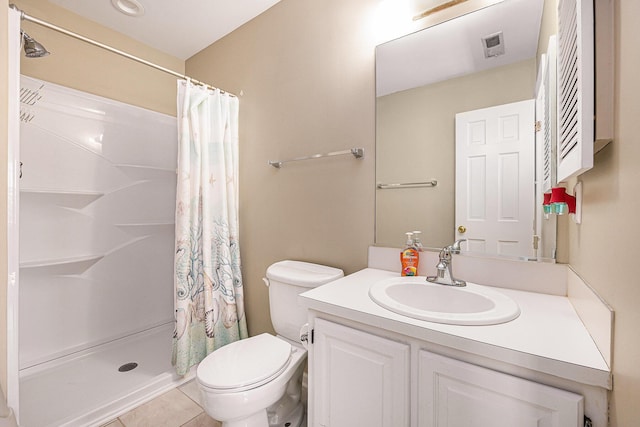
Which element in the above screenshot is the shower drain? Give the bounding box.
[118,362,138,372]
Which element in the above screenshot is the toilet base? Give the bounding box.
[267,361,305,427]
[221,410,268,427]
[219,401,305,427]
[268,401,304,427]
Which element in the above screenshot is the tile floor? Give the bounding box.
[101,380,221,427]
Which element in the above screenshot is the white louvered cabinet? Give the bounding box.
[556,0,614,182]
[536,36,557,193]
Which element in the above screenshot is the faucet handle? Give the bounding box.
[450,239,467,254]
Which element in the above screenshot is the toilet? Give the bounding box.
[196,260,344,427]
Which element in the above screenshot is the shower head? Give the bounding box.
[21,31,50,58]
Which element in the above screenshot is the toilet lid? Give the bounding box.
[197,333,292,391]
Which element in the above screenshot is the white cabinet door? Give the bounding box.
[311,318,410,427]
[418,351,584,427]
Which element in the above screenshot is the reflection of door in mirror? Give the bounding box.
[455,100,535,258]
[376,59,536,251]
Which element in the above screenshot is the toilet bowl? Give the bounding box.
[196,261,344,427]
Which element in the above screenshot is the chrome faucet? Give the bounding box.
[426,239,467,287]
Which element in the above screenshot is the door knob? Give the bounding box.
[457,225,466,234]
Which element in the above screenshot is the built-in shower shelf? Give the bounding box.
[115,164,176,180]
[115,222,174,237]
[20,254,104,275]
[20,189,104,208]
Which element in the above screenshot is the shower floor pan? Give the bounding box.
[19,323,194,427]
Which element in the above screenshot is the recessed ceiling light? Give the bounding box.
[111,0,145,17]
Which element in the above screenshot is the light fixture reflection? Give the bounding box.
[373,0,415,44]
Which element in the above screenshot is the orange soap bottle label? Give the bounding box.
[400,248,419,276]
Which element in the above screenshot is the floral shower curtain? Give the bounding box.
[172,80,248,376]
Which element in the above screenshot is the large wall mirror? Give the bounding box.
[375,0,558,261]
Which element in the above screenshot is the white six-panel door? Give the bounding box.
[455,100,535,257]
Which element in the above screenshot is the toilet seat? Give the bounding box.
[197,333,292,392]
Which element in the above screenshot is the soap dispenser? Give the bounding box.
[400,232,419,276]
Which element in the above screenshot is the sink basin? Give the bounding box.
[369,276,520,325]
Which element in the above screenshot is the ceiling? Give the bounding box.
[48,0,282,60]
[376,0,544,96]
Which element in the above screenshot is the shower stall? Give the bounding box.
[15,75,187,427]
[6,6,234,425]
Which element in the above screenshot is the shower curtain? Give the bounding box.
[173,80,248,376]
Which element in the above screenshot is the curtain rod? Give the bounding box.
[9,4,236,97]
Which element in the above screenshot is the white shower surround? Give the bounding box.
[17,75,181,426]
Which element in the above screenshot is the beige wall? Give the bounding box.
[186,0,377,335]
[376,59,536,248]
[12,0,183,116]
[567,0,640,425]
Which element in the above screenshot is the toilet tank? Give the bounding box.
[265,260,344,342]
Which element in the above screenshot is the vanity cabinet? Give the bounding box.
[418,351,583,427]
[310,318,410,427]
[309,318,584,427]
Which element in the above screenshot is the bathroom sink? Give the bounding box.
[368,276,520,325]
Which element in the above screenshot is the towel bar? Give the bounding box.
[376,180,438,189]
[269,148,364,168]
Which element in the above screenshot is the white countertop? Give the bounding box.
[299,268,611,389]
